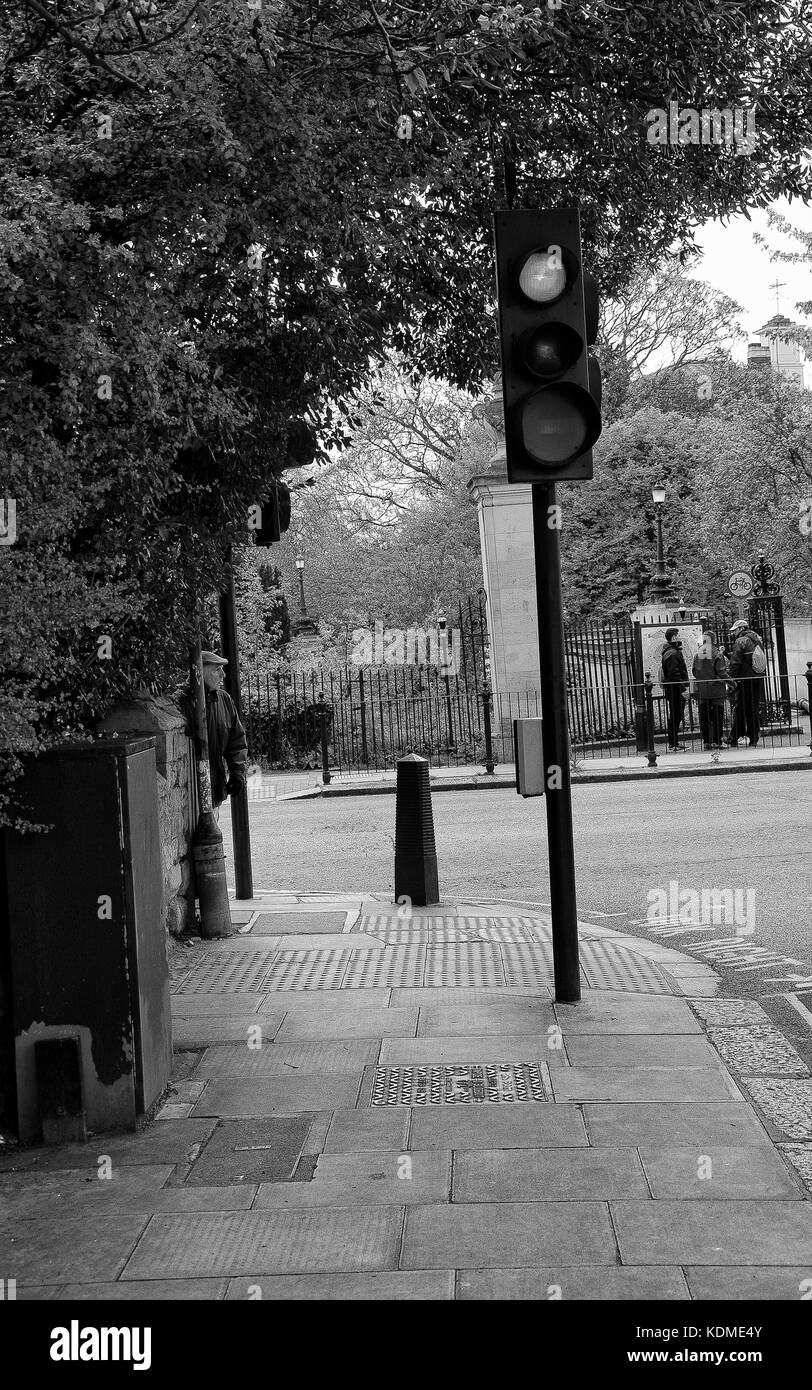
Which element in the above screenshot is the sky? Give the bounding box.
[688,197,812,384]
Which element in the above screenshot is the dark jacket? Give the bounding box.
[661,642,689,689]
[178,686,248,806]
[692,649,728,703]
[727,629,763,680]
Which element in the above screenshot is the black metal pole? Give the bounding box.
[482,681,495,774]
[532,483,580,1003]
[644,673,658,768]
[218,549,254,900]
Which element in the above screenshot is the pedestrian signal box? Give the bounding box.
[513,717,545,797]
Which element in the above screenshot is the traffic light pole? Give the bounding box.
[531,482,580,1002]
[218,547,254,900]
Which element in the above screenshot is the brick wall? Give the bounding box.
[97,696,198,938]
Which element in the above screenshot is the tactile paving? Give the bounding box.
[424,944,506,987]
[358,915,542,945]
[500,943,557,987]
[262,951,350,992]
[342,946,426,989]
[580,943,673,993]
[172,950,279,994]
[370,1063,548,1105]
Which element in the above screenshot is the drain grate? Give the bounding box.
[370,1063,547,1105]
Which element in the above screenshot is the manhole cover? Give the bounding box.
[252,912,347,935]
[370,1063,548,1105]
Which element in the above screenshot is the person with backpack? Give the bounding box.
[727,618,766,747]
[691,631,728,750]
[659,626,690,751]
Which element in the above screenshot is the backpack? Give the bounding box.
[751,642,767,675]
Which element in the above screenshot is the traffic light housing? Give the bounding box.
[248,478,290,545]
[493,208,601,484]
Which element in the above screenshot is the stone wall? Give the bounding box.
[97,696,198,938]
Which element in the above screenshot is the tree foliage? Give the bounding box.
[4,0,812,822]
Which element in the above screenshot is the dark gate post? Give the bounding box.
[644,674,658,768]
[481,681,496,774]
[358,668,369,765]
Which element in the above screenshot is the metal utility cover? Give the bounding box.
[183,1117,311,1186]
[252,912,346,936]
[371,1064,548,1106]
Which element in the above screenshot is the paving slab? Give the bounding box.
[271,934,385,951]
[457,1267,690,1300]
[174,1016,285,1045]
[195,1040,379,1076]
[0,1120,218,1173]
[554,994,702,1034]
[551,1067,742,1104]
[611,1200,812,1264]
[453,1147,648,1202]
[638,1147,804,1200]
[564,1035,724,1069]
[416,1002,555,1037]
[171,993,267,1016]
[182,1117,311,1186]
[392,987,547,1008]
[0,1215,148,1284]
[256,1150,451,1208]
[190,1075,362,1116]
[583,1103,771,1148]
[402,1202,616,1268]
[121,1208,403,1278]
[0,1164,174,1193]
[323,1108,410,1154]
[54,1279,228,1300]
[6,1185,257,1219]
[224,1272,453,1299]
[409,1105,587,1151]
[684,1267,812,1300]
[378,1035,554,1066]
[258,988,391,1012]
[275,1006,418,1041]
[7,1285,63,1300]
[252,912,347,935]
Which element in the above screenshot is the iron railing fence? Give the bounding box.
[242,668,811,773]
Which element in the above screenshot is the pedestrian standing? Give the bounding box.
[691,631,728,750]
[177,651,248,816]
[660,626,690,752]
[727,619,766,747]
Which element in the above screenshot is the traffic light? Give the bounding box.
[493,208,601,484]
[248,478,290,546]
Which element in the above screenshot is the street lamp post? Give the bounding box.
[648,482,674,601]
[295,555,308,621]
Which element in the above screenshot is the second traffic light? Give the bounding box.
[248,478,291,545]
[493,208,601,484]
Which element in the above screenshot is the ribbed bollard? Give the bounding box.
[394,753,439,906]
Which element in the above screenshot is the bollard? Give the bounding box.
[633,681,648,753]
[644,673,658,768]
[394,753,440,906]
[193,821,233,937]
[481,682,496,775]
